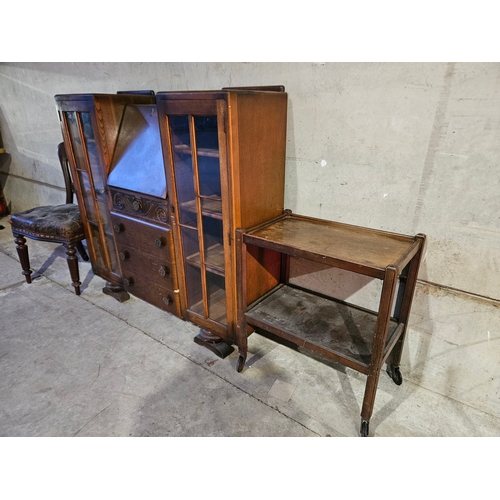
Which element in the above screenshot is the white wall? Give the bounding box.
[1,62,499,423]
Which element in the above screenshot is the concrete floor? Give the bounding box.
[1,215,500,438]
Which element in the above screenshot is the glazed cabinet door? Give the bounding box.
[57,104,121,282]
[159,99,232,335]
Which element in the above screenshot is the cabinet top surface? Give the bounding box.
[244,214,419,272]
[155,89,286,100]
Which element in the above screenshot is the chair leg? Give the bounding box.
[14,234,32,284]
[76,241,89,261]
[65,243,81,295]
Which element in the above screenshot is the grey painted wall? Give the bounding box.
[1,62,499,424]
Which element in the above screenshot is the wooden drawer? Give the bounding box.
[123,275,181,317]
[110,212,173,261]
[119,244,175,289]
[110,211,181,317]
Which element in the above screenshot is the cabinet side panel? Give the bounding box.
[231,92,288,230]
[246,245,282,305]
[228,91,288,307]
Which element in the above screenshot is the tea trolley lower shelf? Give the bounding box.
[235,211,425,437]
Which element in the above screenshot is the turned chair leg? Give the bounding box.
[76,241,89,261]
[65,243,81,295]
[14,234,32,284]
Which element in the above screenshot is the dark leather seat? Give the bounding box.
[9,143,89,295]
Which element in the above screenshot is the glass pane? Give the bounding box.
[198,156,221,198]
[182,226,201,268]
[66,112,86,170]
[194,116,221,198]
[104,232,120,274]
[201,197,222,216]
[202,216,224,271]
[108,105,167,199]
[206,271,226,325]
[89,223,105,269]
[97,200,119,273]
[77,170,97,222]
[186,267,203,312]
[80,112,105,193]
[178,205,198,228]
[170,116,195,209]
[97,200,110,224]
[186,265,204,316]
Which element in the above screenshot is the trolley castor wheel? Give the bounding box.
[387,364,403,385]
[236,355,246,373]
[360,419,369,437]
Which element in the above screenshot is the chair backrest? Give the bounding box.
[57,142,75,205]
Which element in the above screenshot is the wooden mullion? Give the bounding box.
[216,99,233,331]
[163,113,189,315]
[190,115,209,319]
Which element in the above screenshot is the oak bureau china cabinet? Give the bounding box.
[54,87,288,352]
[156,87,288,355]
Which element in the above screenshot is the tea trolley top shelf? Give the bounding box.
[242,211,422,280]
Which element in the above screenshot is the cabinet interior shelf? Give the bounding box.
[174,144,220,158]
[244,284,403,374]
[185,243,225,275]
[180,198,222,219]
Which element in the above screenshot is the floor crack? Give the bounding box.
[73,403,112,437]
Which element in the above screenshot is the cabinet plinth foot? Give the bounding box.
[194,329,235,359]
[102,281,130,302]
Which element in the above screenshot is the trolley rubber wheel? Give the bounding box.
[387,364,403,385]
[360,420,369,437]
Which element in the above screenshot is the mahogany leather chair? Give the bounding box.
[9,143,89,295]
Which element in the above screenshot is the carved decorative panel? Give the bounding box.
[110,188,170,226]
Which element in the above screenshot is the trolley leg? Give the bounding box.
[237,350,247,373]
[389,235,425,373]
[360,265,399,436]
[235,229,249,373]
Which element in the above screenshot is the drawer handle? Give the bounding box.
[158,266,170,278]
[132,199,143,212]
[114,223,123,234]
[163,295,172,306]
[154,238,163,248]
[119,251,130,261]
[123,277,134,287]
